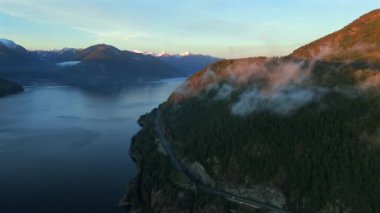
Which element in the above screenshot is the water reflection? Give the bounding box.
[0,78,185,213]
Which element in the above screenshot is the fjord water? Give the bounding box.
[0,78,184,213]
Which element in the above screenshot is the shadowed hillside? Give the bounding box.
[0,78,24,97]
[127,9,380,212]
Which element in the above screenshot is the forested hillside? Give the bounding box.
[160,60,380,212]
[127,9,380,212]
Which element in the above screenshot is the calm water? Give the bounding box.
[0,78,184,213]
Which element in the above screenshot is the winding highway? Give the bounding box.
[154,111,290,213]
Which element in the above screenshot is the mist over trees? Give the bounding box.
[160,60,380,212]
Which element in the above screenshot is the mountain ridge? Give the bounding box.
[126,9,380,213]
[292,9,380,62]
[0,40,187,89]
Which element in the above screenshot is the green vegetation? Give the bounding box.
[128,10,380,212]
[160,64,380,212]
[126,111,256,212]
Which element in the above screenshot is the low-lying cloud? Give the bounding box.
[300,43,378,62]
[355,70,380,90]
[173,58,321,115]
[173,43,380,116]
[225,59,320,115]
[214,83,234,100]
[231,85,326,115]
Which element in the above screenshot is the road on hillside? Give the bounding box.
[154,111,290,213]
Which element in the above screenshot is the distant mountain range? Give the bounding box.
[0,39,44,72]
[134,50,221,75]
[0,39,220,91]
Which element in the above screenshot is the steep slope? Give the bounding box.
[0,40,185,88]
[56,44,184,90]
[0,39,27,52]
[0,39,58,85]
[0,78,24,97]
[0,39,42,72]
[292,9,380,63]
[127,10,380,212]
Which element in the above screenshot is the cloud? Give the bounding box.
[174,57,331,115]
[180,18,255,37]
[0,0,91,25]
[222,58,314,86]
[0,0,141,42]
[173,80,191,96]
[224,59,324,115]
[231,85,326,115]
[214,83,234,100]
[76,28,138,42]
[301,43,377,61]
[361,75,380,89]
[354,70,380,90]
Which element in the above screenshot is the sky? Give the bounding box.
[0,0,379,58]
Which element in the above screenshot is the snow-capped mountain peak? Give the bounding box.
[156,51,174,57]
[132,50,144,54]
[132,50,157,56]
[179,51,193,57]
[132,50,196,57]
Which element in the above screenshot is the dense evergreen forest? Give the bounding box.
[160,62,380,212]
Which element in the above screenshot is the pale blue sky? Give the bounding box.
[0,0,379,58]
